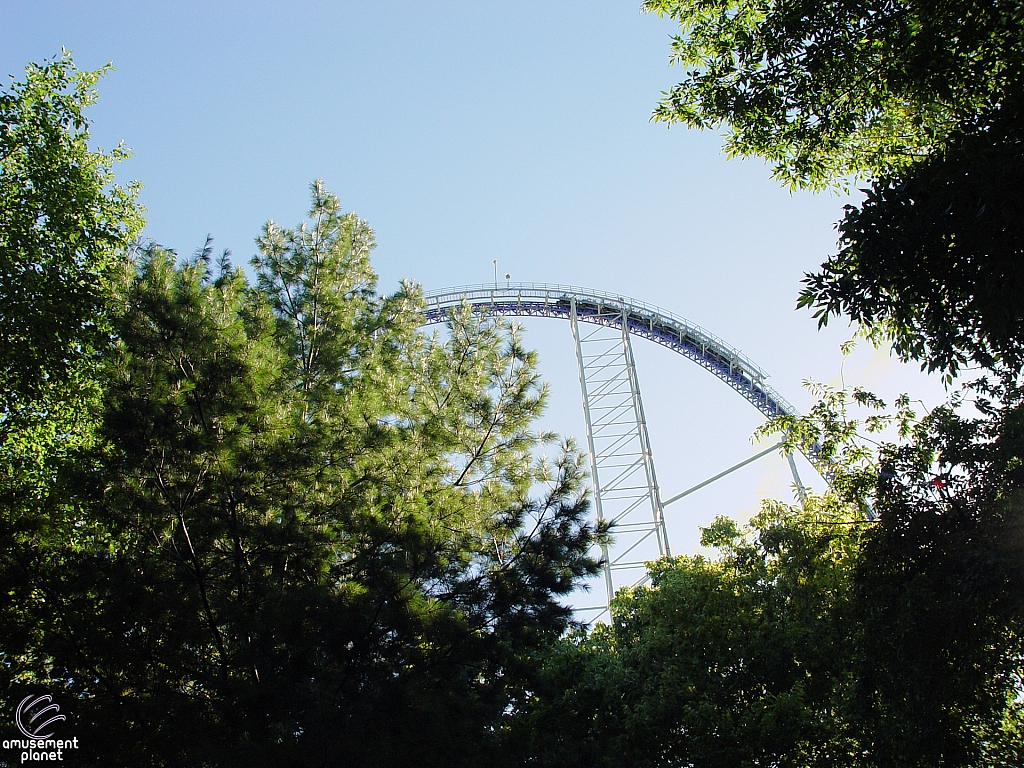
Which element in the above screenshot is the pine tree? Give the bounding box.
[9,184,599,767]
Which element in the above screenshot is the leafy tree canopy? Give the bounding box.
[514,372,1024,767]
[1,185,603,765]
[644,0,1024,191]
[0,54,602,764]
[0,52,143,517]
[0,51,142,410]
[645,0,1024,375]
[511,495,865,768]
[768,373,1024,766]
[800,107,1024,375]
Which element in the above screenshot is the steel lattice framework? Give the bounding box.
[422,283,808,614]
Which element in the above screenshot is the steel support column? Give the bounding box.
[620,306,671,559]
[570,297,670,609]
[788,453,808,502]
[570,298,614,606]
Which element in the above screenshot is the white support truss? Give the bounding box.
[570,298,671,609]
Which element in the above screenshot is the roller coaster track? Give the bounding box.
[423,283,799,421]
[422,283,812,614]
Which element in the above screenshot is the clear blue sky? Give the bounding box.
[5,1,947,568]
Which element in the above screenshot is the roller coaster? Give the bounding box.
[423,283,812,617]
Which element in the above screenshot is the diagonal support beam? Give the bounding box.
[662,441,785,507]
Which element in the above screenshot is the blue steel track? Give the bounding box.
[422,283,799,422]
